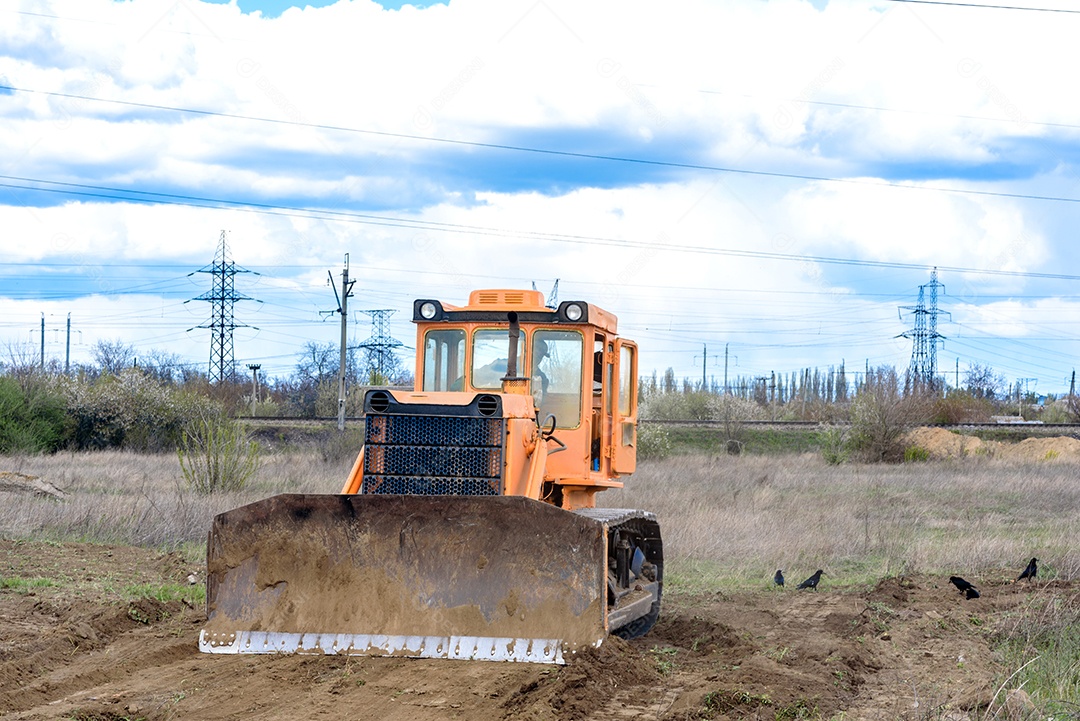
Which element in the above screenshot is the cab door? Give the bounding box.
[611,339,638,474]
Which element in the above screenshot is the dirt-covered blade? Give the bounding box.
[200,494,607,663]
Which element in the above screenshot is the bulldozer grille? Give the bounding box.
[362,414,505,496]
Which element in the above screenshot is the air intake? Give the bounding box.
[368,391,391,413]
[476,395,499,416]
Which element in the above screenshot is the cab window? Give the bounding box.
[532,330,583,429]
[422,329,465,391]
[619,343,635,415]
[471,329,523,389]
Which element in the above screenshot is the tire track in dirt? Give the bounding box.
[2,540,1076,720]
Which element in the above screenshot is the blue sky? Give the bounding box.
[1,0,1079,397]
[204,0,446,16]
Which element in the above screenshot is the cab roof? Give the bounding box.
[412,289,618,333]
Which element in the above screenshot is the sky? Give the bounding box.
[2,0,1079,396]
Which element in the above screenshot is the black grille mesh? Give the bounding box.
[362,414,505,496]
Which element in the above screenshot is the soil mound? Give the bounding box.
[998,435,1080,462]
[903,427,1080,462]
[902,427,985,459]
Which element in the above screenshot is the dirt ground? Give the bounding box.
[1,540,1070,720]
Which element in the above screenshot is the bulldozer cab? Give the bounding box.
[412,289,638,501]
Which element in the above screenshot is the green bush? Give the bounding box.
[61,370,219,451]
[0,376,68,453]
[819,424,851,465]
[177,413,261,494]
[903,445,930,463]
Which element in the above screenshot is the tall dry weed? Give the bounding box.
[0,450,353,555]
[2,449,1077,586]
[604,453,1080,586]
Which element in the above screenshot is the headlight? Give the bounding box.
[419,301,438,319]
[565,303,583,321]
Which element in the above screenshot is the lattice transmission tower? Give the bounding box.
[898,267,948,390]
[532,278,559,308]
[187,231,259,383]
[357,309,403,384]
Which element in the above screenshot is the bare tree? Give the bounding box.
[849,366,934,462]
[295,342,339,383]
[91,339,137,376]
[964,362,1006,401]
[140,348,188,385]
[3,341,41,377]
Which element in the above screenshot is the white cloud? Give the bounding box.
[0,0,1078,390]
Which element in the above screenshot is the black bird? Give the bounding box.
[797,570,824,590]
[774,570,785,587]
[1016,557,1038,582]
[949,576,980,600]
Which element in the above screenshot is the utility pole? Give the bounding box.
[65,313,71,375]
[325,255,355,432]
[247,364,261,417]
[724,344,728,394]
[702,344,706,389]
[692,343,707,390]
[39,313,45,370]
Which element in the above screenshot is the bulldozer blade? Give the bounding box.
[200,494,608,664]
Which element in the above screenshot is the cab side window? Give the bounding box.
[422,329,465,391]
[532,330,583,428]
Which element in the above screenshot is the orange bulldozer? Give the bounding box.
[200,289,662,663]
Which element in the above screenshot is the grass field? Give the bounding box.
[2,446,1076,585]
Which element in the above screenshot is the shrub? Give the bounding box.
[1038,399,1074,424]
[0,376,68,453]
[177,412,261,494]
[848,368,933,462]
[931,390,993,424]
[903,446,930,463]
[819,424,851,465]
[60,370,219,451]
[637,422,672,461]
[707,395,764,452]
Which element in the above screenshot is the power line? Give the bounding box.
[5,176,1080,283]
[6,85,1080,206]
[883,0,1080,13]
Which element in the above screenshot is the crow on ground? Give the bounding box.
[774,569,785,587]
[949,575,980,600]
[797,569,823,590]
[1016,557,1038,582]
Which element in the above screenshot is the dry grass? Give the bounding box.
[0,449,355,561]
[2,449,1077,588]
[605,453,1080,589]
